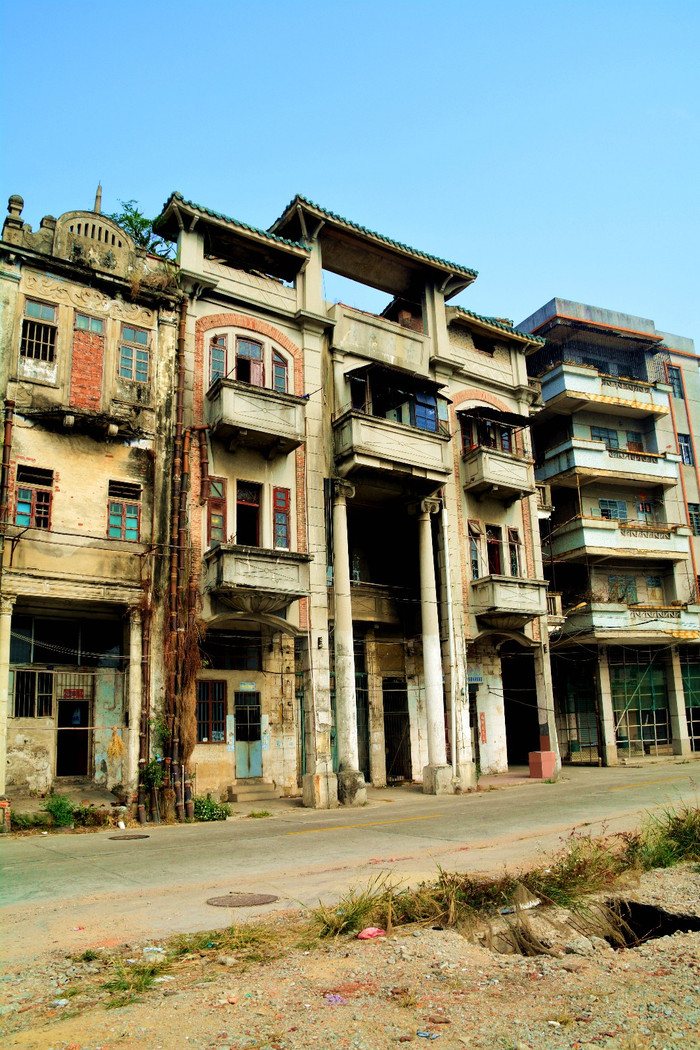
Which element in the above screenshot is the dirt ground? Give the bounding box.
[1,864,699,1050]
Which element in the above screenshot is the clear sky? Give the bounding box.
[1,0,698,343]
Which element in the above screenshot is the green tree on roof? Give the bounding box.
[108,199,173,258]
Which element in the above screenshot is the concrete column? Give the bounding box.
[596,647,618,766]
[126,608,143,791]
[667,647,691,757]
[0,595,16,796]
[332,480,366,805]
[533,640,561,774]
[364,629,387,787]
[417,498,453,794]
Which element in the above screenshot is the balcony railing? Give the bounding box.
[560,601,700,637]
[333,410,452,482]
[543,515,692,562]
[203,544,311,614]
[470,574,548,629]
[539,363,670,420]
[462,444,535,503]
[537,437,681,489]
[205,378,306,456]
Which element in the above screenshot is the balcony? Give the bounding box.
[205,378,306,456]
[462,445,535,503]
[203,544,311,614]
[543,516,692,563]
[536,482,553,516]
[539,363,671,420]
[537,437,681,489]
[333,410,452,483]
[330,303,430,377]
[471,575,548,629]
[560,601,700,640]
[546,591,566,631]
[327,581,411,625]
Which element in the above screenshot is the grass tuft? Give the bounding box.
[103,958,170,1008]
[622,802,700,870]
[248,809,272,818]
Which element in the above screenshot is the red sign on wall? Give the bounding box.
[479,712,487,745]
[63,689,85,699]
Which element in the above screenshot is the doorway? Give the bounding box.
[234,691,262,777]
[382,677,412,783]
[501,648,539,765]
[56,699,90,776]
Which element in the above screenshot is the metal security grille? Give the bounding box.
[680,648,700,752]
[553,656,601,765]
[609,649,672,758]
[21,319,57,361]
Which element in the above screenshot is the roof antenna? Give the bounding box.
[94,183,102,214]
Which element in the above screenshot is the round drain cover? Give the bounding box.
[206,892,279,908]
[109,833,150,840]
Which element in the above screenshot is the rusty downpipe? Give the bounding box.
[171,426,192,822]
[137,607,151,824]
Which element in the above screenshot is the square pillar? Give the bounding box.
[596,647,618,766]
[667,647,692,757]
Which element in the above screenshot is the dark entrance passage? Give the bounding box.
[501,648,539,766]
[56,699,90,776]
[382,677,412,783]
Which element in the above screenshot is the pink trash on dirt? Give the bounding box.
[357,926,386,939]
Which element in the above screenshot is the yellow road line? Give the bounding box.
[610,775,692,791]
[287,814,441,835]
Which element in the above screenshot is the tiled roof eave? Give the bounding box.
[449,306,546,346]
[270,195,478,280]
[156,192,310,254]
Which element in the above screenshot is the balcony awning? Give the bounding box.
[345,361,447,394]
[457,404,531,427]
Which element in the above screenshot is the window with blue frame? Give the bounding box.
[412,390,437,431]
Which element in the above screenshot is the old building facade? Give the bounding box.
[521,299,700,764]
[0,190,558,806]
[0,194,177,797]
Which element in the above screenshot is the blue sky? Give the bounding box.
[1,0,698,343]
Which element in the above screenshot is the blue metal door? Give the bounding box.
[234,692,262,778]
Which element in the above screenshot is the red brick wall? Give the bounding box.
[70,329,104,412]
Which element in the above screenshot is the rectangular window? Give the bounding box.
[591,426,619,449]
[209,334,227,385]
[196,680,226,743]
[608,575,638,603]
[273,487,290,549]
[15,465,53,529]
[486,524,502,575]
[21,300,58,362]
[207,478,227,545]
[468,521,482,580]
[107,480,141,540]
[626,431,644,452]
[689,504,700,536]
[679,434,694,466]
[599,498,628,521]
[75,313,104,334]
[236,481,261,546]
[412,390,437,432]
[667,365,684,399]
[507,527,521,577]
[13,669,53,718]
[235,338,264,386]
[272,350,288,393]
[119,325,150,383]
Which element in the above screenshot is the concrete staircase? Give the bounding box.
[227,779,279,806]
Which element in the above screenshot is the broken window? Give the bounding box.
[235,337,264,386]
[346,364,445,434]
[21,300,58,362]
[196,680,226,743]
[236,481,261,546]
[626,430,644,452]
[15,465,53,529]
[679,434,694,466]
[508,527,522,577]
[666,365,683,399]
[688,503,700,536]
[107,480,141,541]
[119,325,150,383]
[608,575,638,603]
[468,520,483,580]
[207,478,227,546]
[460,414,521,455]
[486,525,502,575]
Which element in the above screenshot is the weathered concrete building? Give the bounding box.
[0,194,178,797]
[151,193,558,806]
[521,299,700,764]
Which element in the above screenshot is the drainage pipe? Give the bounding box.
[440,489,459,781]
[0,400,15,592]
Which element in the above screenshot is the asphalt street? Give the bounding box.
[1,761,698,965]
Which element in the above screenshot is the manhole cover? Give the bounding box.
[109,833,150,840]
[206,893,279,908]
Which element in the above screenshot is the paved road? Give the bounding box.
[1,761,698,964]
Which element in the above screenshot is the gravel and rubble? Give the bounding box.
[1,865,699,1050]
